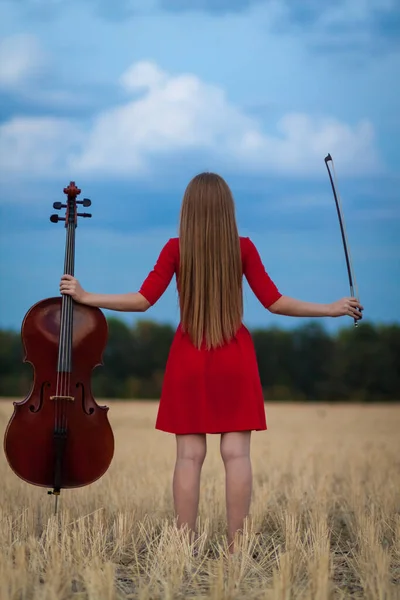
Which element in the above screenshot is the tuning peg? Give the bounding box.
[77,212,92,218]
[77,198,91,207]
[50,214,66,223]
[53,202,67,210]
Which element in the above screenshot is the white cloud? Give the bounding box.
[0,32,91,110]
[120,60,168,92]
[0,34,47,90]
[0,60,381,179]
[0,116,83,175]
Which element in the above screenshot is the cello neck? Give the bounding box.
[63,198,76,277]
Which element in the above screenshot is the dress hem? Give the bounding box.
[155,426,267,434]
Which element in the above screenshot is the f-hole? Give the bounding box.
[76,382,94,415]
[30,381,50,412]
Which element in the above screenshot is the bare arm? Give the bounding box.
[80,291,150,312]
[59,275,151,312]
[269,295,363,319]
[268,296,331,317]
[59,239,176,313]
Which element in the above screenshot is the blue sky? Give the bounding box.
[0,0,399,333]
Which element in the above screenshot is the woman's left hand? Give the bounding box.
[60,275,87,303]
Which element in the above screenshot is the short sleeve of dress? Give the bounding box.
[242,237,282,308]
[138,238,177,306]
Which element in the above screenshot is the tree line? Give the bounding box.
[0,318,399,402]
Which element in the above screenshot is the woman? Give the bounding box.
[60,172,363,552]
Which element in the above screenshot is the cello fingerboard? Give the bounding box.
[57,213,76,373]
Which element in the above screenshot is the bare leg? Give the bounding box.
[220,431,252,552]
[173,434,207,535]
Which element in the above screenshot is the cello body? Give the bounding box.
[3,183,114,496]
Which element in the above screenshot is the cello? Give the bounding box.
[3,182,114,512]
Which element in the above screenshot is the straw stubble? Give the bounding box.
[0,400,399,599]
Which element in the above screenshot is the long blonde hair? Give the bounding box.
[178,172,243,350]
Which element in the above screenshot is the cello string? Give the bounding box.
[56,210,70,427]
[55,270,63,428]
[56,278,67,431]
[58,214,71,432]
[61,226,69,429]
[331,161,360,301]
[57,282,64,430]
[62,238,71,431]
[65,218,74,430]
[65,216,75,431]
[62,221,72,432]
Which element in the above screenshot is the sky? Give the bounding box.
[0,0,399,333]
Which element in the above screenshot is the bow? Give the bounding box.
[324,154,361,327]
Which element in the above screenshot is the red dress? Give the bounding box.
[138,236,282,435]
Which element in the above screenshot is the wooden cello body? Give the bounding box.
[3,183,114,500]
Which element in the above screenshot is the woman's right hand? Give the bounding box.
[329,297,364,320]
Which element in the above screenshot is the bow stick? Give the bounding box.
[324,153,361,327]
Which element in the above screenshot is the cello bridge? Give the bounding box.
[50,395,75,402]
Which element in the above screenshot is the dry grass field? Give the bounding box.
[0,399,399,599]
